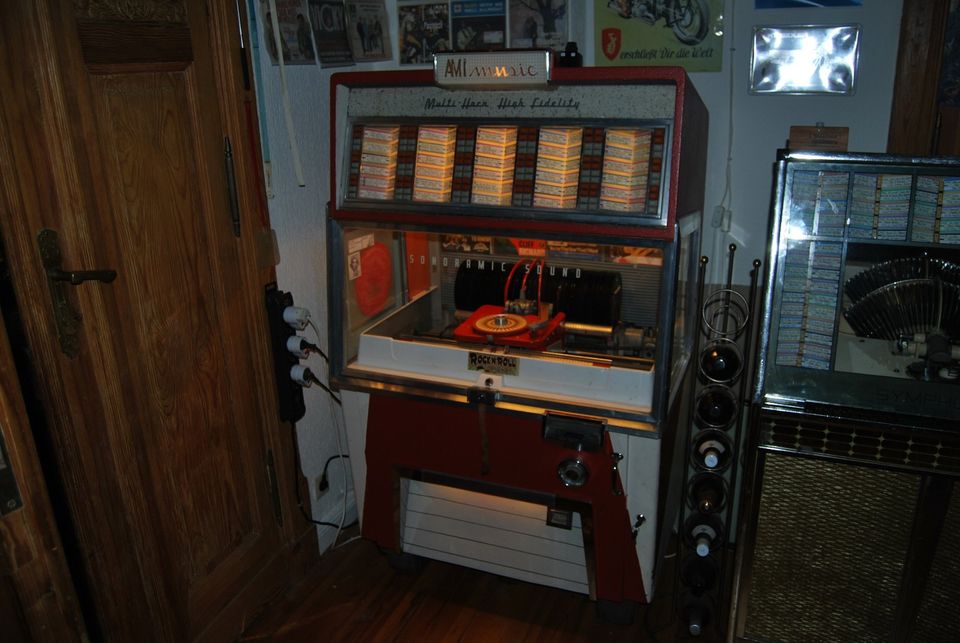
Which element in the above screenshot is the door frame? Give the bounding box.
[888,0,951,154]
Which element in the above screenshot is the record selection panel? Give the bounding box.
[345,123,666,216]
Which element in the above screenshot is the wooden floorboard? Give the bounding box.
[238,530,722,642]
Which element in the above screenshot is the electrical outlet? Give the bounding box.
[313,474,359,534]
[265,284,306,422]
[711,205,725,228]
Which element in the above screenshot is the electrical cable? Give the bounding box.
[718,0,736,215]
[536,259,545,312]
[320,453,350,479]
[712,0,737,286]
[520,257,536,295]
[322,381,355,550]
[503,259,528,304]
[306,318,330,363]
[281,306,354,546]
[304,370,342,406]
[289,421,352,529]
[288,360,357,541]
[265,0,305,185]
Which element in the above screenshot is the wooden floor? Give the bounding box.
[238,530,720,642]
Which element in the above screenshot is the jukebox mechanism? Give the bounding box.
[451,257,656,354]
[842,256,960,383]
[327,63,708,618]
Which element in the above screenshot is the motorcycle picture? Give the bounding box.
[608,0,711,46]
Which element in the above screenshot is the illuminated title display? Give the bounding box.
[434,51,551,88]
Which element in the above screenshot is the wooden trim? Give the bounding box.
[887,0,951,155]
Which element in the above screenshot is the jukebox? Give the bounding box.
[731,152,960,642]
[326,54,708,613]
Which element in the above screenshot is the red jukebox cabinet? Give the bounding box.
[327,53,707,618]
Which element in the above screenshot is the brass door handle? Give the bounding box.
[37,228,117,357]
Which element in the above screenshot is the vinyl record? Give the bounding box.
[353,242,392,316]
[843,279,960,339]
[844,257,960,304]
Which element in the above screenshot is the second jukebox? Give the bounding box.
[731,151,960,642]
[326,55,708,614]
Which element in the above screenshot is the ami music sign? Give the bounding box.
[434,51,551,88]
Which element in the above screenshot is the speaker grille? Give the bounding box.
[759,414,960,475]
[914,489,960,642]
[743,453,920,642]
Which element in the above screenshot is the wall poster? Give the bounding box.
[345,1,392,62]
[593,0,725,72]
[508,0,569,50]
[756,1,861,7]
[260,0,317,64]
[452,1,507,51]
[307,0,354,66]
[398,1,451,64]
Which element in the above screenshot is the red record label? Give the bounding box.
[354,242,392,316]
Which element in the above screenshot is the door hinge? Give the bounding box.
[265,448,283,527]
[224,137,241,237]
[0,425,23,515]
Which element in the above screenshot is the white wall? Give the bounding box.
[251,0,902,551]
[680,0,904,282]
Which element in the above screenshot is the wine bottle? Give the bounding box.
[680,593,713,637]
[691,430,732,471]
[688,473,726,513]
[680,554,718,593]
[694,385,738,430]
[685,512,723,557]
[699,339,743,384]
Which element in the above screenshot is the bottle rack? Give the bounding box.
[675,245,762,639]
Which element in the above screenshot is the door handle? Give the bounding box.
[47,267,117,285]
[37,229,117,357]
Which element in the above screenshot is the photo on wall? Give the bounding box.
[452,0,507,51]
[398,1,451,64]
[345,1,392,62]
[508,0,569,50]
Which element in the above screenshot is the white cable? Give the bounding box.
[298,373,350,549]
[328,387,354,549]
[266,0,306,186]
[305,361,354,549]
[711,0,737,284]
[719,0,736,213]
[305,317,331,364]
[307,317,321,341]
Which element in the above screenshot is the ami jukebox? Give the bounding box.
[327,53,707,616]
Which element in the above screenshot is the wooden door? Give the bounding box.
[0,1,313,641]
[0,299,87,641]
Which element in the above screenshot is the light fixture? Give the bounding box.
[750,25,860,95]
